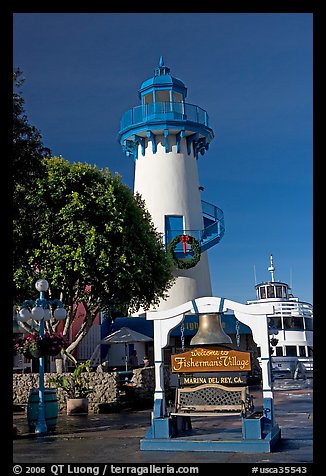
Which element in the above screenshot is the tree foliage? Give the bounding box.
[13,68,51,184]
[13,70,175,354]
[13,68,51,286]
[13,159,175,352]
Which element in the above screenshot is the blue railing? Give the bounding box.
[166,229,203,246]
[201,200,224,225]
[166,224,223,249]
[120,101,209,131]
[165,201,225,253]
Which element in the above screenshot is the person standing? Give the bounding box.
[294,360,306,380]
[142,356,150,367]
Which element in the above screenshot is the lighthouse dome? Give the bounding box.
[138,56,187,99]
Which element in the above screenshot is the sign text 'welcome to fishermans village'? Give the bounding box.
[171,347,252,373]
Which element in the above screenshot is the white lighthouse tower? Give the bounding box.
[118,57,225,311]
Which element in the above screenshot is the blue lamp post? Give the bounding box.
[17,279,66,434]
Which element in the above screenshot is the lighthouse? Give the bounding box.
[118,57,225,312]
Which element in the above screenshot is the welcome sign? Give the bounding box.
[171,347,252,373]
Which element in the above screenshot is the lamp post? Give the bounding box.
[17,279,66,434]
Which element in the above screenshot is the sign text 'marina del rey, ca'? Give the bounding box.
[171,347,252,373]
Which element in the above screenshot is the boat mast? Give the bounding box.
[268,254,275,282]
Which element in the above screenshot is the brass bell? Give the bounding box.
[190,313,232,346]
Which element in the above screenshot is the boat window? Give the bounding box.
[267,286,275,298]
[304,318,313,331]
[284,316,304,329]
[260,287,266,299]
[275,347,283,356]
[285,346,297,357]
[299,346,306,357]
[275,286,283,298]
[268,317,282,329]
[307,346,313,357]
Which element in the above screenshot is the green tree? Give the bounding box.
[13,68,51,297]
[13,68,51,184]
[13,157,175,354]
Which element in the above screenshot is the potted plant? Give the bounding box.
[49,353,93,415]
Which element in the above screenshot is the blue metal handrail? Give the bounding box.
[166,229,203,245]
[166,224,223,248]
[201,200,224,223]
[120,101,209,131]
[165,200,225,253]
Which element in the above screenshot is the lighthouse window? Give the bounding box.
[144,92,154,105]
[173,92,185,115]
[173,92,183,103]
[284,316,304,330]
[156,90,171,105]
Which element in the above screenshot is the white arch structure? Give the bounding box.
[147,296,275,423]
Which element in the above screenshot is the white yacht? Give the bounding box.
[247,255,313,378]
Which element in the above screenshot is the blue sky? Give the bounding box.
[13,12,313,305]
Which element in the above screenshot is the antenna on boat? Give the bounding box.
[253,264,257,285]
[268,254,275,282]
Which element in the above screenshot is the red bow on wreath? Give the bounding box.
[180,235,190,253]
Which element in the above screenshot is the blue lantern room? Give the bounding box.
[118,57,214,160]
[139,56,187,106]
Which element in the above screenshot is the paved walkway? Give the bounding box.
[13,379,313,465]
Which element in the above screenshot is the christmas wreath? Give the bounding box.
[167,234,201,269]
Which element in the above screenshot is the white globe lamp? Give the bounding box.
[18,308,31,322]
[35,279,49,292]
[43,308,52,321]
[54,307,67,320]
[31,306,45,321]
